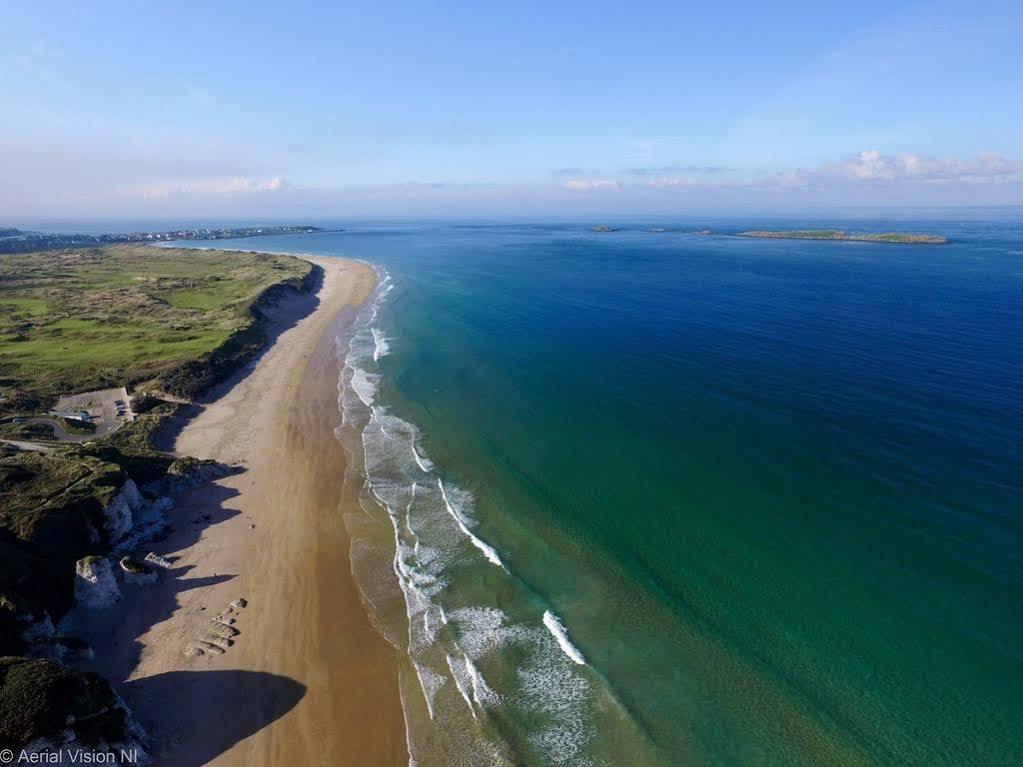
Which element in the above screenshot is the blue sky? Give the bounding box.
[3,0,1022,217]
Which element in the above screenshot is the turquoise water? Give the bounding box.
[184,220,1022,766]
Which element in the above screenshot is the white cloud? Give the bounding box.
[562,179,620,191]
[631,165,730,177]
[771,170,812,189]
[135,176,291,199]
[629,151,1022,195]
[2,133,1021,216]
[831,150,1023,183]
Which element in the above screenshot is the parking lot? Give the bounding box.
[53,386,135,437]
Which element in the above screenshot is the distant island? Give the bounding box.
[0,225,330,254]
[737,229,947,244]
[592,225,619,232]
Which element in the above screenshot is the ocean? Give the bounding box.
[179,219,1023,766]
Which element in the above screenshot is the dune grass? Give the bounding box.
[0,244,311,408]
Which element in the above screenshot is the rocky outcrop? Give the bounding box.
[143,552,172,569]
[101,473,181,559]
[74,557,120,609]
[12,613,93,665]
[111,495,174,558]
[158,457,234,493]
[118,557,157,585]
[101,479,143,542]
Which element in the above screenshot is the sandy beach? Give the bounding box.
[75,256,407,766]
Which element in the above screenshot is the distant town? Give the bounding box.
[0,225,330,254]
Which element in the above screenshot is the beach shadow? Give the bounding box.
[71,480,247,679]
[149,404,201,451]
[123,670,305,766]
[166,572,235,593]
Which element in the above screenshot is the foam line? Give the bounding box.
[437,479,505,569]
[372,327,390,362]
[465,655,498,707]
[411,438,433,472]
[351,366,378,407]
[446,654,477,718]
[543,610,586,665]
[412,660,443,720]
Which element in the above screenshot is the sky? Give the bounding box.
[2,0,1023,218]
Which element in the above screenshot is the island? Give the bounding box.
[0,225,331,254]
[591,225,619,233]
[737,229,947,244]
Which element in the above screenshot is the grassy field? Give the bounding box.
[0,245,312,410]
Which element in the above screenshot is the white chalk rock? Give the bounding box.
[75,557,121,609]
[133,495,174,535]
[103,480,143,542]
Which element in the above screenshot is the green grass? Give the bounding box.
[48,318,100,331]
[164,288,238,309]
[0,297,50,316]
[57,416,96,435]
[0,422,55,441]
[0,244,312,406]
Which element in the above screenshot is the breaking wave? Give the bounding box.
[543,610,587,666]
[438,479,506,569]
[335,264,614,766]
[372,327,391,362]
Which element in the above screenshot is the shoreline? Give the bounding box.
[72,255,407,765]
